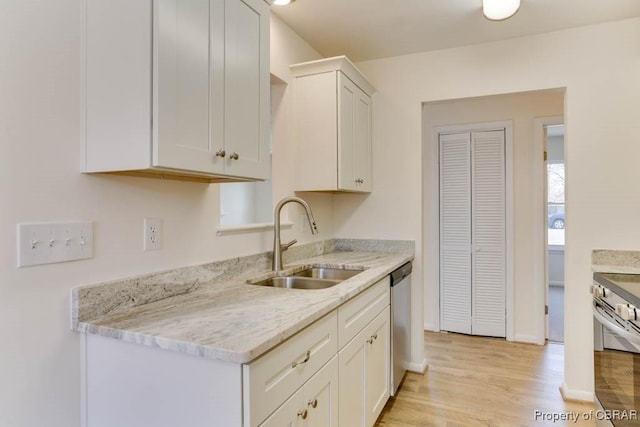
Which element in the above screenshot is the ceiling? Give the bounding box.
[272,0,640,62]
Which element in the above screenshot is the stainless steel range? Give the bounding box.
[592,272,640,427]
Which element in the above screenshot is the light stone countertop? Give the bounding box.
[73,241,413,364]
[592,249,640,274]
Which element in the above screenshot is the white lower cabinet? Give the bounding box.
[253,277,391,427]
[259,356,339,427]
[82,277,392,427]
[338,306,390,427]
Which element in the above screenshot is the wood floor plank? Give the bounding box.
[375,331,594,426]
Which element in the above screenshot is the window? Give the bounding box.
[546,125,564,246]
[220,175,272,226]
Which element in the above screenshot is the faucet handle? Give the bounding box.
[282,239,298,251]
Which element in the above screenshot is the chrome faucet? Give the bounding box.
[272,197,318,271]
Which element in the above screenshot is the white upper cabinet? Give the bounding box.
[82,0,270,183]
[291,56,375,193]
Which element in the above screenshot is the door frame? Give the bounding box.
[430,121,514,341]
[533,116,564,344]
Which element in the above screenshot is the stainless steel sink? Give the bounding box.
[247,266,365,290]
[292,267,363,281]
[249,276,341,290]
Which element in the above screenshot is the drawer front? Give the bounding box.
[243,311,338,427]
[338,276,390,349]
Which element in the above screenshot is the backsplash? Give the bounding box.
[71,239,414,328]
[592,249,640,274]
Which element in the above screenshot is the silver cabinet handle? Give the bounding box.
[229,152,239,160]
[356,178,364,184]
[215,149,226,158]
[308,399,318,409]
[291,350,311,368]
[298,409,308,419]
[367,333,378,344]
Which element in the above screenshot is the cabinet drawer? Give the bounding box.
[243,311,338,427]
[338,276,390,349]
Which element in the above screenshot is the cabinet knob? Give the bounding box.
[308,399,318,409]
[297,409,308,420]
[229,152,239,160]
[215,149,226,158]
[356,178,364,184]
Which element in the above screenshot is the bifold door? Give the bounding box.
[439,130,506,338]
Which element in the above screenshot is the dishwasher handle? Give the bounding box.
[390,262,412,286]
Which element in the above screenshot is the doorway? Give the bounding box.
[545,124,565,342]
[422,89,565,344]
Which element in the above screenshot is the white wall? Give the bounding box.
[0,3,326,425]
[269,14,333,233]
[346,18,640,399]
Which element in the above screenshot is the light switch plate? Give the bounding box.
[17,221,94,267]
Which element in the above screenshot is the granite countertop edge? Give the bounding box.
[75,249,413,364]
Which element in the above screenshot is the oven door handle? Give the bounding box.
[593,304,640,350]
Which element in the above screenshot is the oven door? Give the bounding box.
[593,302,640,427]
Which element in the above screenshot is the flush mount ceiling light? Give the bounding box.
[482,0,520,21]
[273,0,295,5]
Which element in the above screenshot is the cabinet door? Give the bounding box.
[303,357,339,427]
[153,0,223,173]
[224,0,270,180]
[365,307,390,427]
[338,327,367,426]
[339,306,390,427]
[337,72,372,192]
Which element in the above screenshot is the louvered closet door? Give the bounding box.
[439,130,506,338]
[439,132,472,335]
[471,130,506,337]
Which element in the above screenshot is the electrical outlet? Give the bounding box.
[143,218,162,251]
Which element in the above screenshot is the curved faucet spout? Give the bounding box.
[272,197,318,271]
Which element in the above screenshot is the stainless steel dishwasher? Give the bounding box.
[390,261,412,396]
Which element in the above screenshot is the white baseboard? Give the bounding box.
[407,358,428,374]
[560,382,593,403]
[423,322,437,332]
[513,333,542,345]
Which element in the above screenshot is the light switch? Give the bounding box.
[17,221,94,267]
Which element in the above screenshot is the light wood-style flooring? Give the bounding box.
[375,331,594,426]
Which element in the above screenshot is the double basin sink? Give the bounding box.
[247,267,365,290]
